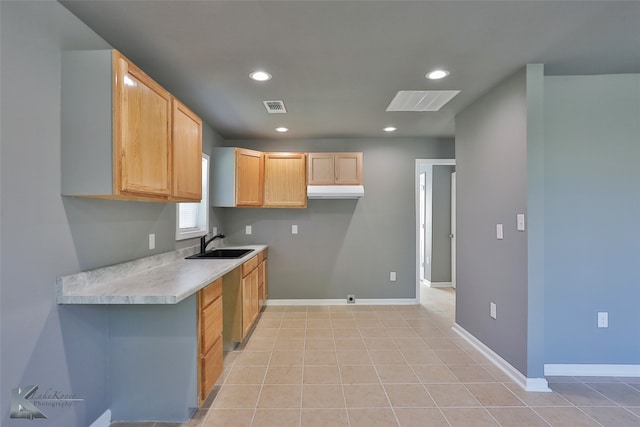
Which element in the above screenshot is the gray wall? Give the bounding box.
[543,74,640,364]
[220,138,454,300]
[525,64,545,378]
[455,68,529,375]
[431,165,454,283]
[0,2,222,425]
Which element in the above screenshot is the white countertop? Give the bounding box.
[56,245,267,304]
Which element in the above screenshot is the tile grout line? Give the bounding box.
[404,322,454,427]
[366,315,402,427]
[299,319,307,427]
[247,326,274,427]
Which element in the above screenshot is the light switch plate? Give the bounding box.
[390,272,397,281]
[292,225,298,234]
[212,227,217,235]
[598,311,608,328]
[149,233,155,250]
[517,214,526,231]
[496,224,504,240]
[490,302,497,319]
[245,225,252,235]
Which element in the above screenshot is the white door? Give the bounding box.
[419,173,426,281]
[451,172,457,288]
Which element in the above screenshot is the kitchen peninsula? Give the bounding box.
[56,244,268,422]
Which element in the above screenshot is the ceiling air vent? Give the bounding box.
[386,90,460,112]
[263,100,287,114]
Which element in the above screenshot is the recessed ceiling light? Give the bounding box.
[275,127,289,133]
[250,70,272,82]
[383,126,397,132]
[426,69,450,80]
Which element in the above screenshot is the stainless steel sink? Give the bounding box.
[186,248,254,259]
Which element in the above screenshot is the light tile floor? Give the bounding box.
[112,287,640,427]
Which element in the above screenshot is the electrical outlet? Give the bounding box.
[292,225,298,234]
[245,225,252,235]
[496,224,504,240]
[148,233,155,250]
[347,295,356,304]
[390,272,397,281]
[516,214,526,231]
[212,226,217,235]
[490,302,497,319]
[598,311,608,328]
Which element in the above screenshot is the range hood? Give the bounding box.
[307,185,364,199]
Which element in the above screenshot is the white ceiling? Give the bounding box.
[60,1,640,140]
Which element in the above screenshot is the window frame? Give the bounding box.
[176,153,210,241]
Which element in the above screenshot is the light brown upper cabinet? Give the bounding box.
[236,148,264,207]
[114,52,172,198]
[172,99,203,201]
[211,147,264,207]
[263,152,307,208]
[61,49,202,202]
[308,152,363,185]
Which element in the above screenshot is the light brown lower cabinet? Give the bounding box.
[198,278,223,404]
[223,251,268,348]
[258,250,268,312]
[242,266,259,338]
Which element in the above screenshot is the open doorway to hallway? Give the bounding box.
[415,159,456,306]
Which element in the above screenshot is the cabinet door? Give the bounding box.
[236,148,264,206]
[198,279,223,405]
[307,153,335,185]
[242,273,253,338]
[251,268,259,324]
[334,152,363,185]
[200,293,222,357]
[114,52,172,197]
[263,259,268,302]
[200,337,222,404]
[258,261,264,312]
[263,153,307,208]
[258,258,268,311]
[242,267,260,338]
[172,99,202,201]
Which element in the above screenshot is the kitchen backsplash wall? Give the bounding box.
[219,138,454,301]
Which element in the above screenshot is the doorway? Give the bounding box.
[415,159,456,302]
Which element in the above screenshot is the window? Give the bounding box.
[176,153,209,240]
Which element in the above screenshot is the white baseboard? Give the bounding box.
[421,279,452,288]
[544,364,640,377]
[266,298,418,306]
[452,323,551,392]
[429,282,452,288]
[89,410,111,427]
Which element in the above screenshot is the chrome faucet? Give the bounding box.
[200,233,225,254]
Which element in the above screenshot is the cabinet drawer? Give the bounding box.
[201,295,222,355]
[242,256,258,277]
[200,337,223,402]
[201,278,222,308]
